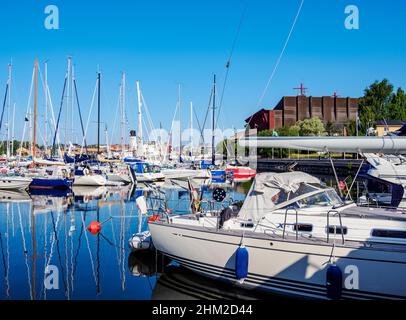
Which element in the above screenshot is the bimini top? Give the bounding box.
[237,172,342,222]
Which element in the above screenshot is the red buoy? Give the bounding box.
[87,221,102,235]
[147,214,161,223]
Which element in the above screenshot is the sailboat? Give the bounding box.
[149,171,406,300]
[26,59,72,190]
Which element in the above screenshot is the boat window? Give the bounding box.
[296,190,343,209]
[327,226,348,235]
[293,224,313,232]
[371,229,406,239]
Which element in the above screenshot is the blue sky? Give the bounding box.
[0,0,405,144]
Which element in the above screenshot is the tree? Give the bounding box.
[297,117,326,136]
[388,88,406,121]
[359,79,394,120]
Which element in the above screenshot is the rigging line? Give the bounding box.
[110,89,121,148]
[73,79,88,153]
[72,217,84,279]
[80,79,98,156]
[19,66,35,160]
[0,83,9,134]
[50,211,68,294]
[17,204,33,300]
[249,0,305,127]
[193,106,204,142]
[0,233,8,298]
[80,212,97,285]
[216,3,248,128]
[201,87,213,134]
[51,74,68,156]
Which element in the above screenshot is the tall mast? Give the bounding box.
[211,74,216,165]
[44,60,48,154]
[6,63,11,158]
[190,101,193,156]
[65,57,71,151]
[178,84,181,161]
[136,80,142,156]
[11,102,15,157]
[71,63,75,146]
[33,58,38,159]
[121,73,126,155]
[97,71,101,154]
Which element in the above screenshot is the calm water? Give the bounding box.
[0,183,249,300]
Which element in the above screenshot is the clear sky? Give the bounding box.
[0,0,405,145]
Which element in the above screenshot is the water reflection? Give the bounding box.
[0,182,247,300]
[0,174,393,300]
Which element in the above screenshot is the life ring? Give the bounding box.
[83,168,90,176]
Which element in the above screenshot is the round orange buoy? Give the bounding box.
[87,221,102,235]
[147,214,161,223]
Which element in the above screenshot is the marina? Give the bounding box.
[0,1,405,305]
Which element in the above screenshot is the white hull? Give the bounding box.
[107,173,132,184]
[73,175,107,186]
[149,222,406,300]
[0,177,32,190]
[135,172,165,183]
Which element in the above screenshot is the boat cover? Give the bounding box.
[237,172,320,222]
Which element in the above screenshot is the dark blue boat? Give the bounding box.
[30,177,72,189]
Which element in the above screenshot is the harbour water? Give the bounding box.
[0,175,392,300]
[0,182,251,300]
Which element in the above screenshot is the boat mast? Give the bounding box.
[190,101,193,157]
[33,58,38,159]
[178,84,181,162]
[136,80,143,157]
[97,71,101,154]
[71,63,75,147]
[211,74,216,165]
[6,63,11,158]
[65,57,71,151]
[11,102,15,157]
[44,60,48,155]
[121,73,126,156]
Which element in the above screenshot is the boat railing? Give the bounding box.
[327,209,345,245]
[282,208,299,240]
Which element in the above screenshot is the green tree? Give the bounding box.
[357,79,399,133]
[388,87,406,121]
[297,117,326,136]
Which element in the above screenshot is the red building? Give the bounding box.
[246,95,358,130]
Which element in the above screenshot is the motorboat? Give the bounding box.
[73,166,108,186]
[364,153,406,207]
[129,161,165,183]
[104,165,132,184]
[0,176,32,190]
[149,171,406,300]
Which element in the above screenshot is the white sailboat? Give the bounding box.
[149,172,406,300]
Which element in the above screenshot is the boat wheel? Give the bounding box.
[212,187,227,202]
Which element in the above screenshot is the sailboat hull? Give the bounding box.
[149,222,406,300]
